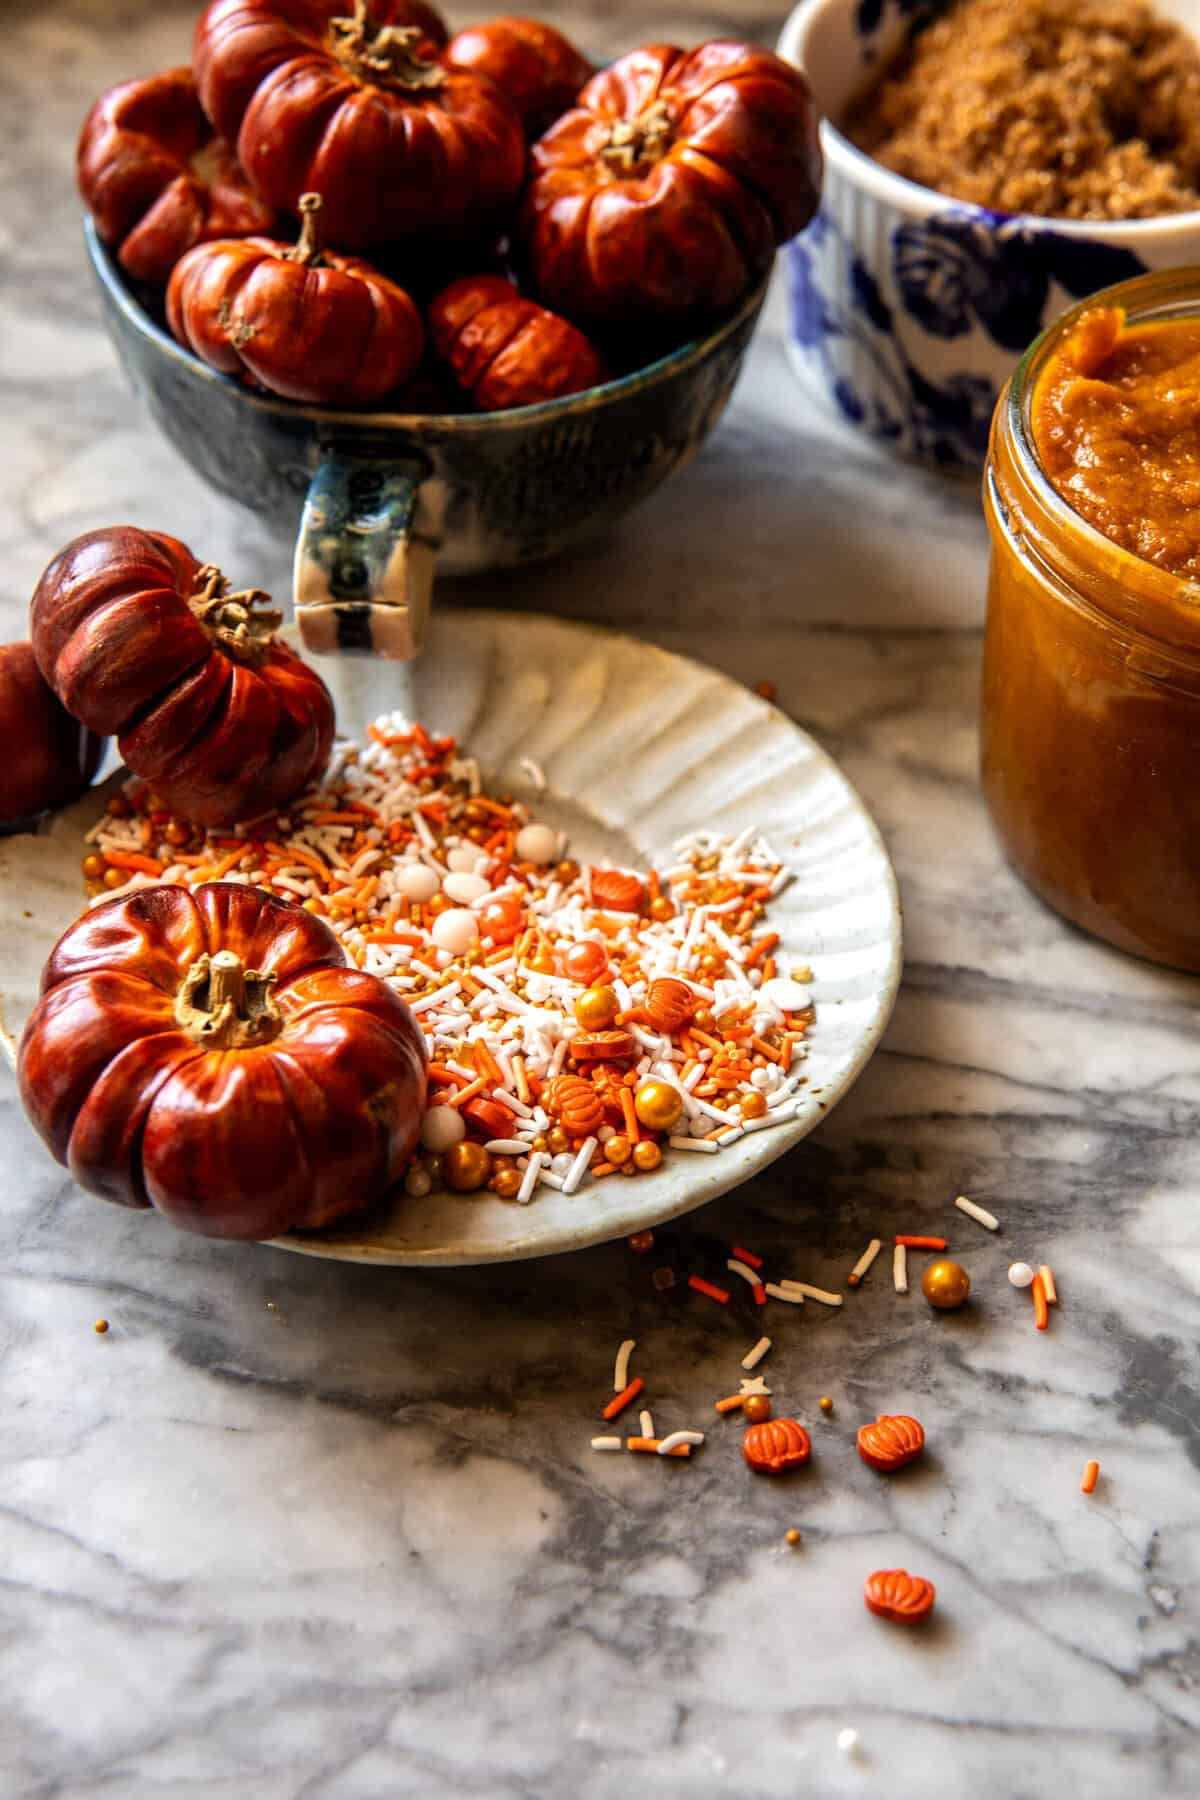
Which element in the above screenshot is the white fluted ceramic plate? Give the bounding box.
[0,611,901,1265]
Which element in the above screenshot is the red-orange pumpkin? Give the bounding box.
[167,194,424,404]
[428,275,606,411]
[193,0,525,252]
[17,883,427,1239]
[78,66,276,284]
[30,526,334,828]
[523,41,821,329]
[445,16,592,138]
[0,643,105,828]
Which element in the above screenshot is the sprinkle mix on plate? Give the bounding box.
[81,713,814,1203]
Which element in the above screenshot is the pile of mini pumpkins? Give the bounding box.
[78,0,821,411]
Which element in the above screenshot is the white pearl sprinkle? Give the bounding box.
[395,863,441,902]
[1008,1261,1036,1288]
[514,823,559,864]
[431,908,479,954]
[404,1167,432,1198]
[443,871,491,904]
[420,1106,466,1152]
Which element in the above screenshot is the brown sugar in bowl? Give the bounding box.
[777,0,1200,470]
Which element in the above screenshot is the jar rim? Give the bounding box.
[999,266,1200,654]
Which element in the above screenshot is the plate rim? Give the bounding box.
[0,609,903,1266]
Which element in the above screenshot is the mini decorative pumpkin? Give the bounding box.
[743,1416,811,1473]
[589,868,644,913]
[30,526,334,828]
[77,66,276,284]
[0,643,105,828]
[167,193,424,405]
[863,1569,936,1624]
[567,1029,636,1064]
[547,1073,605,1137]
[428,275,606,411]
[856,1413,926,1473]
[642,976,695,1031]
[523,41,821,329]
[445,16,592,138]
[193,0,525,253]
[17,883,427,1239]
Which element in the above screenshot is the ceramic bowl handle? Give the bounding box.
[293,448,440,659]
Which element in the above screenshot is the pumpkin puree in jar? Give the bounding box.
[1032,307,1200,577]
[981,289,1200,971]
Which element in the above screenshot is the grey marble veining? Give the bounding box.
[1,3,1198,1796]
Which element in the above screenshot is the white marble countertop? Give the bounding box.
[2,3,1198,1796]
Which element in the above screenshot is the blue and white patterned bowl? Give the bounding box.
[777,0,1200,469]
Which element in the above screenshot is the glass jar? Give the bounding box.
[981,269,1200,972]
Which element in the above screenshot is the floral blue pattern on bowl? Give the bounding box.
[778,0,1195,471]
[788,209,1145,466]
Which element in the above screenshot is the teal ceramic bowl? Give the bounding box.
[85,222,766,660]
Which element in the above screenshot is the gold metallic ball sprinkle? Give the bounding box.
[628,1229,655,1253]
[575,984,619,1030]
[785,1528,801,1547]
[81,852,105,880]
[692,1007,716,1032]
[546,1126,570,1155]
[739,1090,768,1120]
[921,1257,971,1311]
[443,1142,492,1192]
[632,1140,662,1172]
[633,1079,684,1133]
[819,1396,834,1413]
[743,1393,772,1424]
[604,1134,632,1166]
[649,896,674,921]
[491,1166,522,1200]
[93,1318,109,1335]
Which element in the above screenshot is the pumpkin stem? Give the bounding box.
[282,192,326,267]
[174,950,283,1050]
[595,99,675,174]
[188,564,283,666]
[329,1,446,90]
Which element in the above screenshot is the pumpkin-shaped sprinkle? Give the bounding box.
[743,1416,811,1474]
[857,1412,925,1472]
[589,868,645,913]
[568,1029,636,1064]
[643,976,696,1032]
[864,1568,936,1623]
[549,1074,606,1137]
